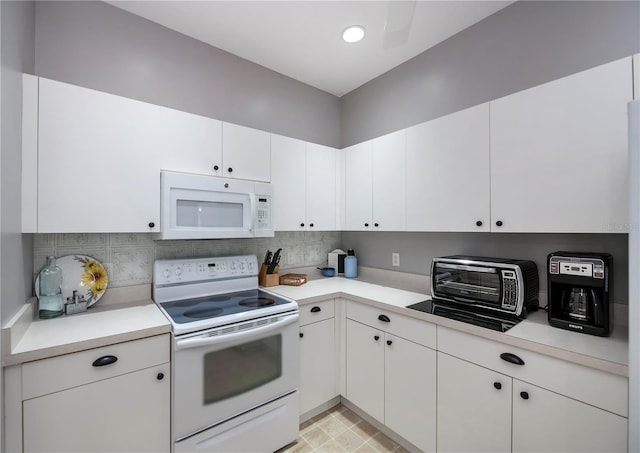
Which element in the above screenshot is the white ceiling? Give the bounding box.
[107,1,514,97]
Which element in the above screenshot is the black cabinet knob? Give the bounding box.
[476,220,483,227]
[224,183,229,188]
[496,220,503,227]
[299,332,304,338]
[228,167,233,173]
[520,391,529,400]
[310,306,321,313]
[378,314,391,323]
[374,335,380,341]
[374,223,379,227]
[386,340,393,346]
[493,382,502,390]
[300,223,305,227]
[157,372,164,381]
[364,223,369,227]
[310,223,314,227]
[148,222,155,228]
[213,165,219,171]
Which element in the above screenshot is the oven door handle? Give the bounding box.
[175,313,299,350]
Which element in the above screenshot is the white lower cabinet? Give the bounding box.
[437,327,628,453]
[298,300,338,415]
[345,303,437,452]
[21,335,170,453]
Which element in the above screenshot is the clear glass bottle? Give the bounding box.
[38,256,64,319]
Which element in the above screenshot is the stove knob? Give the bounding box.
[162,269,170,279]
[175,267,183,276]
[239,262,245,270]
[230,262,237,271]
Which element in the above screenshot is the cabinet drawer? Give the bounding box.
[346,302,436,348]
[438,327,627,417]
[299,299,335,326]
[23,334,170,399]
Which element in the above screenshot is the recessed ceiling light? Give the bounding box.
[342,25,365,44]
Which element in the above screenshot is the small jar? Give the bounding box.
[38,256,64,319]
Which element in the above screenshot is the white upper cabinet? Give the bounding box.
[490,56,632,233]
[306,142,337,230]
[634,54,639,99]
[271,135,336,231]
[372,130,406,231]
[222,122,271,182]
[344,131,406,231]
[344,140,374,230]
[26,76,221,233]
[271,134,306,230]
[406,104,490,232]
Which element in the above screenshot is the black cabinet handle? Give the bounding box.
[300,223,305,227]
[148,222,155,228]
[310,306,321,313]
[374,223,379,227]
[228,167,233,173]
[493,382,502,390]
[310,223,314,227]
[213,165,219,171]
[364,223,369,227]
[500,352,525,365]
[476,220,483,227]
[496,220,503,227]
[157,372,164,381]
[520,391,530,400]
[386,340,393,346]
[374,335,380,341]
[378,314,391,323]
[92,355,118,367]
[299,332,304,338]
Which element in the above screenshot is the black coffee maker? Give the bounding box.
[547,251,613,336]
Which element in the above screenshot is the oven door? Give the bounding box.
[173,312,299,441]
[432,261,502,307]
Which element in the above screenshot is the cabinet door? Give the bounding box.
[437,352,511,453]
[490,57,632,233]
[24,365,170,452]
[406,104,491,232]
[372,130,406,231]
[345,319,384,422]
[37,78,220,233]
[271,134,306,230]
[299,318,337,415]
[222,122,271,182]
[344,141,373,230]
[306,143,337,230]
[385,335,436,452]
[513,380,627,453]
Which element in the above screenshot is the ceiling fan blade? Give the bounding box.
[383,0,416,48]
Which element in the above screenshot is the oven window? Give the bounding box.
[434,266,500,304]
[203,334,282,405]
[176,199,243,228]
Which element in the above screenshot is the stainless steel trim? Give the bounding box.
[435,262,498,273]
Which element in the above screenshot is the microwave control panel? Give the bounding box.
[255,195,271,230]
[501,270,519,310]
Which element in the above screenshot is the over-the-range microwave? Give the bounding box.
[155,170,273,240]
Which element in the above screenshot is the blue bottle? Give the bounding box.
[344,249,358,278]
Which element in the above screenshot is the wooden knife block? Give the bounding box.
[259,264,280,287]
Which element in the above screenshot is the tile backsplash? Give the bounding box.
[32,232,341,292]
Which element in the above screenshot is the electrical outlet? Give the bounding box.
[392,253,400,267]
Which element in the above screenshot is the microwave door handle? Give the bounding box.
[175,313,299,351]
[248,193,257,232]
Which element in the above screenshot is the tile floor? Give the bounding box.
[278,404,410,453]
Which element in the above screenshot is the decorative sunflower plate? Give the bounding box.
[35,255,109,307]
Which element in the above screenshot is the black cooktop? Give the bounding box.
[406,299,521,332]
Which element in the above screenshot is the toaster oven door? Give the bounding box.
[432,262,502,305]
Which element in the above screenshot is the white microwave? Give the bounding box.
[156,171,273,240]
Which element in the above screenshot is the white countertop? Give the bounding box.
[268,277,629,376]
[3,299,171,366]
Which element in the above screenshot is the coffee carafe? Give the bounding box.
[547,252,612,336]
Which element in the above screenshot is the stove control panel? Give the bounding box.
[153,255,259,285]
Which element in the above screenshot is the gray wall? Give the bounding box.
[2,1,35,323]
[342,232,629,304]
[341,1,640,147]
[34,1,341,148]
